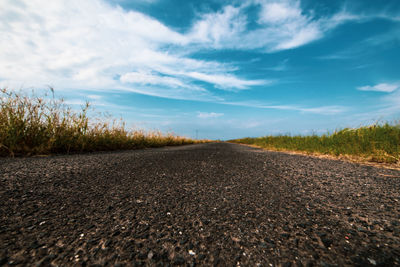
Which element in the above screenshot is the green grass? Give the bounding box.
[229,123,400,164]
[0,88,203,157]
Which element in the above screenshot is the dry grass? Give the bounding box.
[0,88,204,157]
[229,123,400,164]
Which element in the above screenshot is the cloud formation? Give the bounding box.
[225,101,346,115]
[0,0,264,100]
[185,72,266,90]
[197,112,224,119]
[188,0,361,52]
[120,71,186,88]
[0,0,391,112]
[357,83,399,93]
[0,0,367,95]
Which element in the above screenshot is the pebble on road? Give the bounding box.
[1,143,400,266]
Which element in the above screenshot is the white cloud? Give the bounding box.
[185,72,267,90]
[0,0,263,101]
[2,0,395,113]
[189,0,400,53]
[297,106,347,115]
[258,2,301,24]
[189,5,246,47]
[256,0,322,51]
[120,71,185,88]
[224,101,346,115]
[187,0,358,52]
[357,83,399,93]
[197,112,224,119]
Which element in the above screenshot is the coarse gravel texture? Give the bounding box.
[1,142,400,266]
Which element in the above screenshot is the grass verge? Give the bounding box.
[0,88,204,157]
[229,123,400,165]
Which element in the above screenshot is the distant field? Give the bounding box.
[0,88,202,157]
[229,123,400,165]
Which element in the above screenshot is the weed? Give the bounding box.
[0,88,203,157]
[229,123,400,164]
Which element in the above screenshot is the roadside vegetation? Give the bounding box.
[0,88,202,157]
[229,123,400,164]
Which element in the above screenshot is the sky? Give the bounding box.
[1,0,400,140]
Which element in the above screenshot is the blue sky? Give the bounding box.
[1,0,399,140]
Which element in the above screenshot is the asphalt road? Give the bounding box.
[1,143,400,266]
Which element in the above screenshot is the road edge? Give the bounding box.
[233,143,400,171]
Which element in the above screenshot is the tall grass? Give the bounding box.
[229,123,400,164]
[0,88,202,157]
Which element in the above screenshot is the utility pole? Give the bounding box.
[195,130,198,139]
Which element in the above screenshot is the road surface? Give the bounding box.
[1,143,400,266]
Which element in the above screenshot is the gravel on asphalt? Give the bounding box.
[1,142,400,266]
